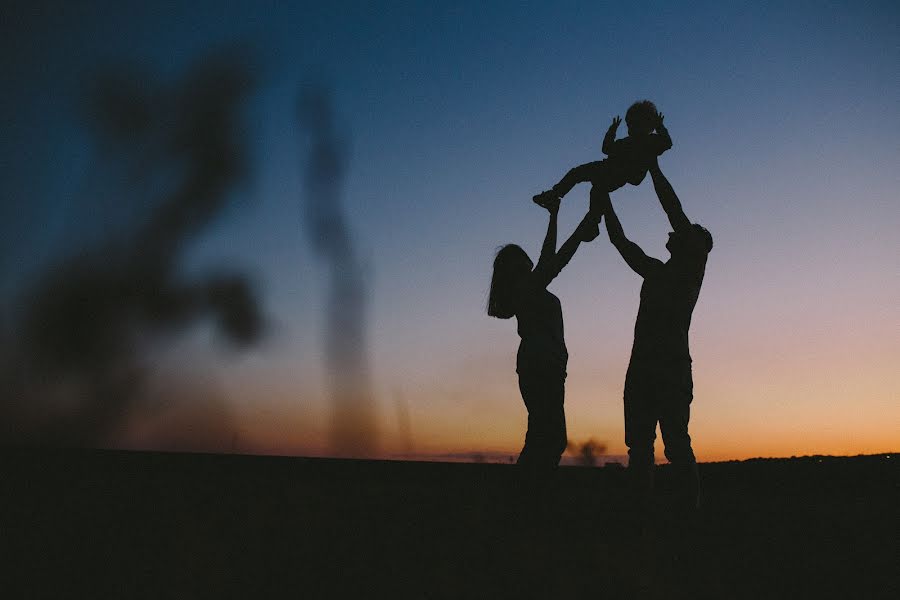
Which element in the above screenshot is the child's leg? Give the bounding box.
[553,160,607,198]
[533,160,608,208]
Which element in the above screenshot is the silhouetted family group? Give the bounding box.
[489,101,712,513]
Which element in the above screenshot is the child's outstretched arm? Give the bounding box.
[602,116,621,156]
[652,111,673,156]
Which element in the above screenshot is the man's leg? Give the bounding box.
[659,367,699,513]
[658,367,701,591]
[660,405,699,511]
[624,372,658,510]
[623,374,659,594]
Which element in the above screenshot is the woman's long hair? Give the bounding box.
[487,244,532,319]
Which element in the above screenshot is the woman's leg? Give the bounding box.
[518,374,567,468]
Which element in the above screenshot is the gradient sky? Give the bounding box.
[2,1,898,461]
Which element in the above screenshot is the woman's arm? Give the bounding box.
[532,212,596,289]
[535,197,559,271]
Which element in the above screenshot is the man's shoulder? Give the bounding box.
[666,254,707,282]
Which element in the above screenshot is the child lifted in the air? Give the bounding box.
[533,100,672,238]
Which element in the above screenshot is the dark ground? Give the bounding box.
[1,449,897,599]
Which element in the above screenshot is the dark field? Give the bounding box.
[1,449,897,599]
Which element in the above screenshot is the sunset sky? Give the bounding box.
[2,1,898,462]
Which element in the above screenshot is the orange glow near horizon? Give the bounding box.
[115,364,899,463]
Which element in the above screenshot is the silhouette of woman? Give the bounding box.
[488,199,598,468]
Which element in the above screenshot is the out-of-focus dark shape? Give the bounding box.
[123,376,240,454]
[0,50,264,446]
[297,85,376,458]
[567,438,608,467]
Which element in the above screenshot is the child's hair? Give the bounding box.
[625,100,658,135]
[487,244,533,319]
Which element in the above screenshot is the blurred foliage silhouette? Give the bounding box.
[297,85,377,458]
[0,49,265,446]
[567,438,608,467]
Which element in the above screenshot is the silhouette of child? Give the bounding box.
[488,198,597,468]
[534,100,672,238]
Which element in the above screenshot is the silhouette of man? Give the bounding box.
[593,160,712,513]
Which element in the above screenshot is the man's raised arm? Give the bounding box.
[649,160,690,233]
[593,188,662,279]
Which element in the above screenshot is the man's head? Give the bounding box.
[666,224,713,258]
[625,100,658,136]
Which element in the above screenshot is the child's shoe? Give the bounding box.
[532,190,560,209]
